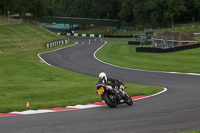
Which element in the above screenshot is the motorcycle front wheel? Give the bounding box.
[125,93,133,106]
[102,92,117,108]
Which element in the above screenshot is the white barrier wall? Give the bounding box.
[46,39,69,48]
[74,33,78,36]
[82,34,86,37]
[90,34,95,37]
[64,32,103,38]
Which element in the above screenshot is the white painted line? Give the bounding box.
[133,87,168,101]
[67,104,104,109]
[93,43,200,76]
[160,71,200,76]
[38,53,52,66]
[188,73,200,76]
[38,44,75,66]
[11,110,55,115]
[93,44,159,74]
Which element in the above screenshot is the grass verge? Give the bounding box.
[181,130,200,133]
[96,42,200,73]
[0,24,163,113]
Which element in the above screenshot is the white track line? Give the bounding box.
[93,44,162,73]
[94,42,200,76]
[133,87,168,101]
[37,43,77,66]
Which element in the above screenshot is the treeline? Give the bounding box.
[0,0,49,18]
[1,0,200,27]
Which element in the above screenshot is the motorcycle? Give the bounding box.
[96,81,133,108]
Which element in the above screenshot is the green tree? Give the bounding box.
[29,0,49,18]
[50,0,73,17]
[91,0,122,19]
[67,0,92,18]
[133,0,151,27]
[147,0,162,27]
[118,0,134,21]
[164,0,186,28]
[14,0,30,18]
[0,0,15,16]
[194,0,200,20]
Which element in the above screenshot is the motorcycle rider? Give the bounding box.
[97,72,123,94]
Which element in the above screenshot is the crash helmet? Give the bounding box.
[98,72,107,84]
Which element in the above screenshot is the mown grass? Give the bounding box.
[96,43,200,73]
[181,130,200,133]
[0,24,163,113]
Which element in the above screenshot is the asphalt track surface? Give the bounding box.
[1,37,200,133]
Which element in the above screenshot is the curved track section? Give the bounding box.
[1,37,200,133]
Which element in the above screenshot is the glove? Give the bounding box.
[118,80,122,83]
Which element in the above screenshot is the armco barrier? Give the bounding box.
[45,39,70,48]
[58,32,103,38]
[136,43,200,53]
[128,41,151,45]
[58,33,146,39]
[104,35,133,38]
[128,41,140,45]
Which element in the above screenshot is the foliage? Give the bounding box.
[1,0,200,28]
[164,0,186,28]
[0,0,48,18]
[118,0,134,21]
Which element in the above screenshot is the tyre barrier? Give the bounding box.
[136,43,200,53]
[45,39,70,48]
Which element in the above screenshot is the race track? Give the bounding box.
[0,37,200,133]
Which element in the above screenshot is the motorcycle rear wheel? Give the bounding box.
[102,92,117,108]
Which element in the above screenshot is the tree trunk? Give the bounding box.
[172,18,174,28]
[4,7,6,16]
[107,12,110,19]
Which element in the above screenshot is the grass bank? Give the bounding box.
[96,43,200,74]
[0,24,163,113]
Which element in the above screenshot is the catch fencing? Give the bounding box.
[0,18,22,25]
